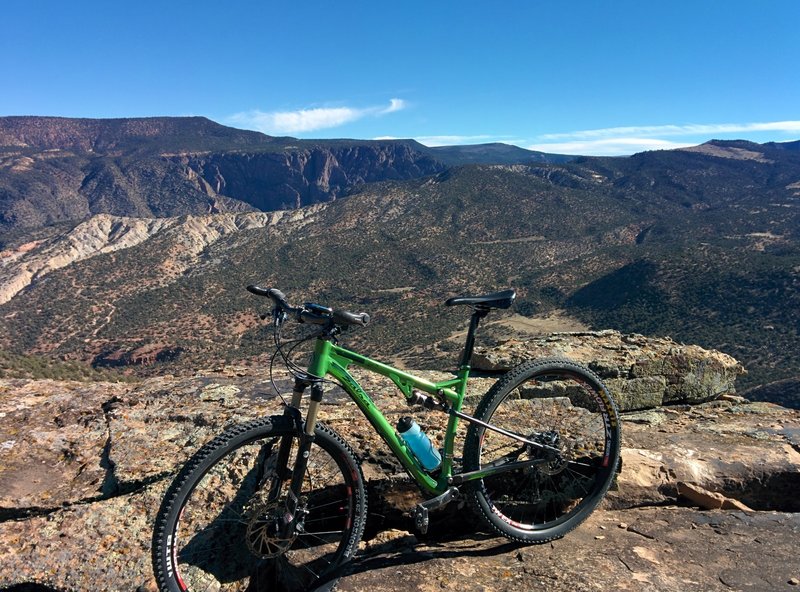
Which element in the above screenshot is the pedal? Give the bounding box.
[413,486,459,535]
[414,505,429,534]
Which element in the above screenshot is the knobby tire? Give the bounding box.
[152,415,367,592]
[463,358,621,543]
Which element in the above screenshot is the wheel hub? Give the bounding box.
[530,430,568,475]
[244,499,295,558]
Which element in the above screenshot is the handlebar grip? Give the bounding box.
[246,285,271,297]
[247,285,290,308]
[333,310,370,327]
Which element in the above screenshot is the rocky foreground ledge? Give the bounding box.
[1,335,799,591]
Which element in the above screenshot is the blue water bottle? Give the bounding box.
[397,416,441,471]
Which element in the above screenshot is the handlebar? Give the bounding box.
[246,285,370,327]
[247,285,292,310]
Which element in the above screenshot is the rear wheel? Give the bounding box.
[152,415,367,591]
[464,358,620,543]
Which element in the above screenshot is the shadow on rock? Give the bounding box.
[312,531,523,591]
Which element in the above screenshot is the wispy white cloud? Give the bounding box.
[529,120,800,156]
[539,121,800,141]
[229,98,408,135]
[236,107,360,134]
[381,99,407,114]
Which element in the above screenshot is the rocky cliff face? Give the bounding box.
[169,142,445,212]
[0,148,256,230]
[0,341,798,591]
[0,117,444,232]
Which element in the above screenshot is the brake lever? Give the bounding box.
[270,307,287,328]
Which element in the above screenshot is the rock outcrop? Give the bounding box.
[0,347,798,591]
[473,331,745,411]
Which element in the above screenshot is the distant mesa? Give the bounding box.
[0,116,569,233]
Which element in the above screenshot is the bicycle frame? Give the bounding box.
[309,337,468,495]
[295,333,556,498]
[153,288,622,591]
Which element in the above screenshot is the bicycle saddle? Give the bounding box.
[444,289,516,309]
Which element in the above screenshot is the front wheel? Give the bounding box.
[463,358,620,543]
[152,415,367,591]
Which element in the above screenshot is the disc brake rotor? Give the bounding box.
[244,499,295,558]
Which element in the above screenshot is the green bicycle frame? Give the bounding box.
[308,337,469,495]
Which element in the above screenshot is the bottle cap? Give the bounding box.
[397,416,414,433]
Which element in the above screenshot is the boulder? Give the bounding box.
[473,331,745,410]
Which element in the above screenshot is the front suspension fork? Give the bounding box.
[275,380,324,538]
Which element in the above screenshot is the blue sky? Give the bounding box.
[2,0,799,155]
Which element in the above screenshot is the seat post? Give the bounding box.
[459,307,489,369]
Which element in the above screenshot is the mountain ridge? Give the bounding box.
[2,145,798,405]
[0,115,274,153]
[429,142,573,165]
[0,116,570,234]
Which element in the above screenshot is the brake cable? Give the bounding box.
[267,313,341,403]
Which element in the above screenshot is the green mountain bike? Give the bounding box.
[152,287,621,591]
